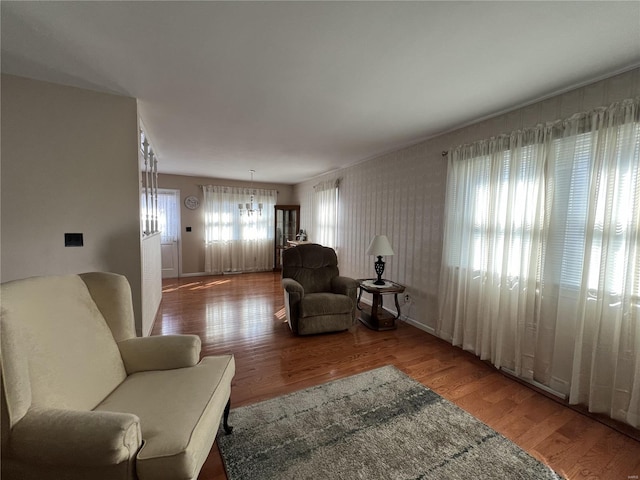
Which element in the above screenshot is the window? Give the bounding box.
[444,136,545,288]
[202,185,277,273]
[550,123,640,297]
[444,117,640,299]
[463,145,543,278]
[157,189,179,244]
[313,179,339,249]
[439,97,640,428]
[203,187,275,243]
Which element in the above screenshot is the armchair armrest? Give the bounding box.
[282,278,304,296]
[331,276,358,299]
[282,278,305,332]
[9,408,141,467]
[118,335,201,374]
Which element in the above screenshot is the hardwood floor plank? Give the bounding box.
[151,272,640,480]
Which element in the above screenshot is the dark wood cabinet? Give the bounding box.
[274,205,300,270]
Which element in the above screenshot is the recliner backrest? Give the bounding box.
[282,244,340,293]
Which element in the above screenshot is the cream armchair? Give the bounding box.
[0,272,235,480]
[282,243,358,335]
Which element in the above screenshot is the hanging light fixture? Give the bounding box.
[238,169,263,216]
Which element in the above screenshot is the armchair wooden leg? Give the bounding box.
[223,398,233,434]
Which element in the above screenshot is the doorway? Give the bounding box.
[158,188,181,278]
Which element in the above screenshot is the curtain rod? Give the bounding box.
[314,178,341,189]
[197,184,279,193]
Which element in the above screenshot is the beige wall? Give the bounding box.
[1,75,144,331]
[141,233,162,336]
[158,173,295,275]
[294,68,640,332]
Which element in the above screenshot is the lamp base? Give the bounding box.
[373,256,385,285]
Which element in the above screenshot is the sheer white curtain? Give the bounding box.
[439,98,640,427]
[561,101,640,426]
[313,179,339,249]
[157,189,179,243]
[438,131,548,376]
[202,185,276,274]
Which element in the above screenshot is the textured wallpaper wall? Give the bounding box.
[294,68,640,331]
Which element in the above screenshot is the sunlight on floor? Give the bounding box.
[190,279,231,290]
[203,299,275,341]
[162,281,201,293]
[274,307,286,321]
[162,279,232,293]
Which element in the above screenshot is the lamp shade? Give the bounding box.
[366,235,394,256]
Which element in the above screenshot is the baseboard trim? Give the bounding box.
[500,367,567,400]
[400,315,436,335]
[179,270,271,278]
[358,298,436,335]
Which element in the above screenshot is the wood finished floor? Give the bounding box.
[152,272,640,480]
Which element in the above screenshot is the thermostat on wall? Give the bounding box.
[65,233,84,247]
[184,195,200,210]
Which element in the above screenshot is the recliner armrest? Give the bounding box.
[282,278,305,296]
[331,276,358,298]
[9,408,141,467]
[282,278,305,333]
[118,335,201,374]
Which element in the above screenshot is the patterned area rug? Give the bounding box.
[217,365,563,480]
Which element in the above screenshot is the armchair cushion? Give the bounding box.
[96,355,235,480]
[301,293,353,318]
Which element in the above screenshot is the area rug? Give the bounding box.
[217,365,563,480]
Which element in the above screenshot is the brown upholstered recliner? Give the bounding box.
[281,243,358,335]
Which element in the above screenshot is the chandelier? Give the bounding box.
[238,170,263,216]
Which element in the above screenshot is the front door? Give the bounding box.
[158,189,180,278]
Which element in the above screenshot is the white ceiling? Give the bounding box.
[2,1,639,184]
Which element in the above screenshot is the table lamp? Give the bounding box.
[366,235,394,285]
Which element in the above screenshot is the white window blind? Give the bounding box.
[549,123,640,297]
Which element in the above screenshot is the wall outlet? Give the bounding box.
[404,293,411,303]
